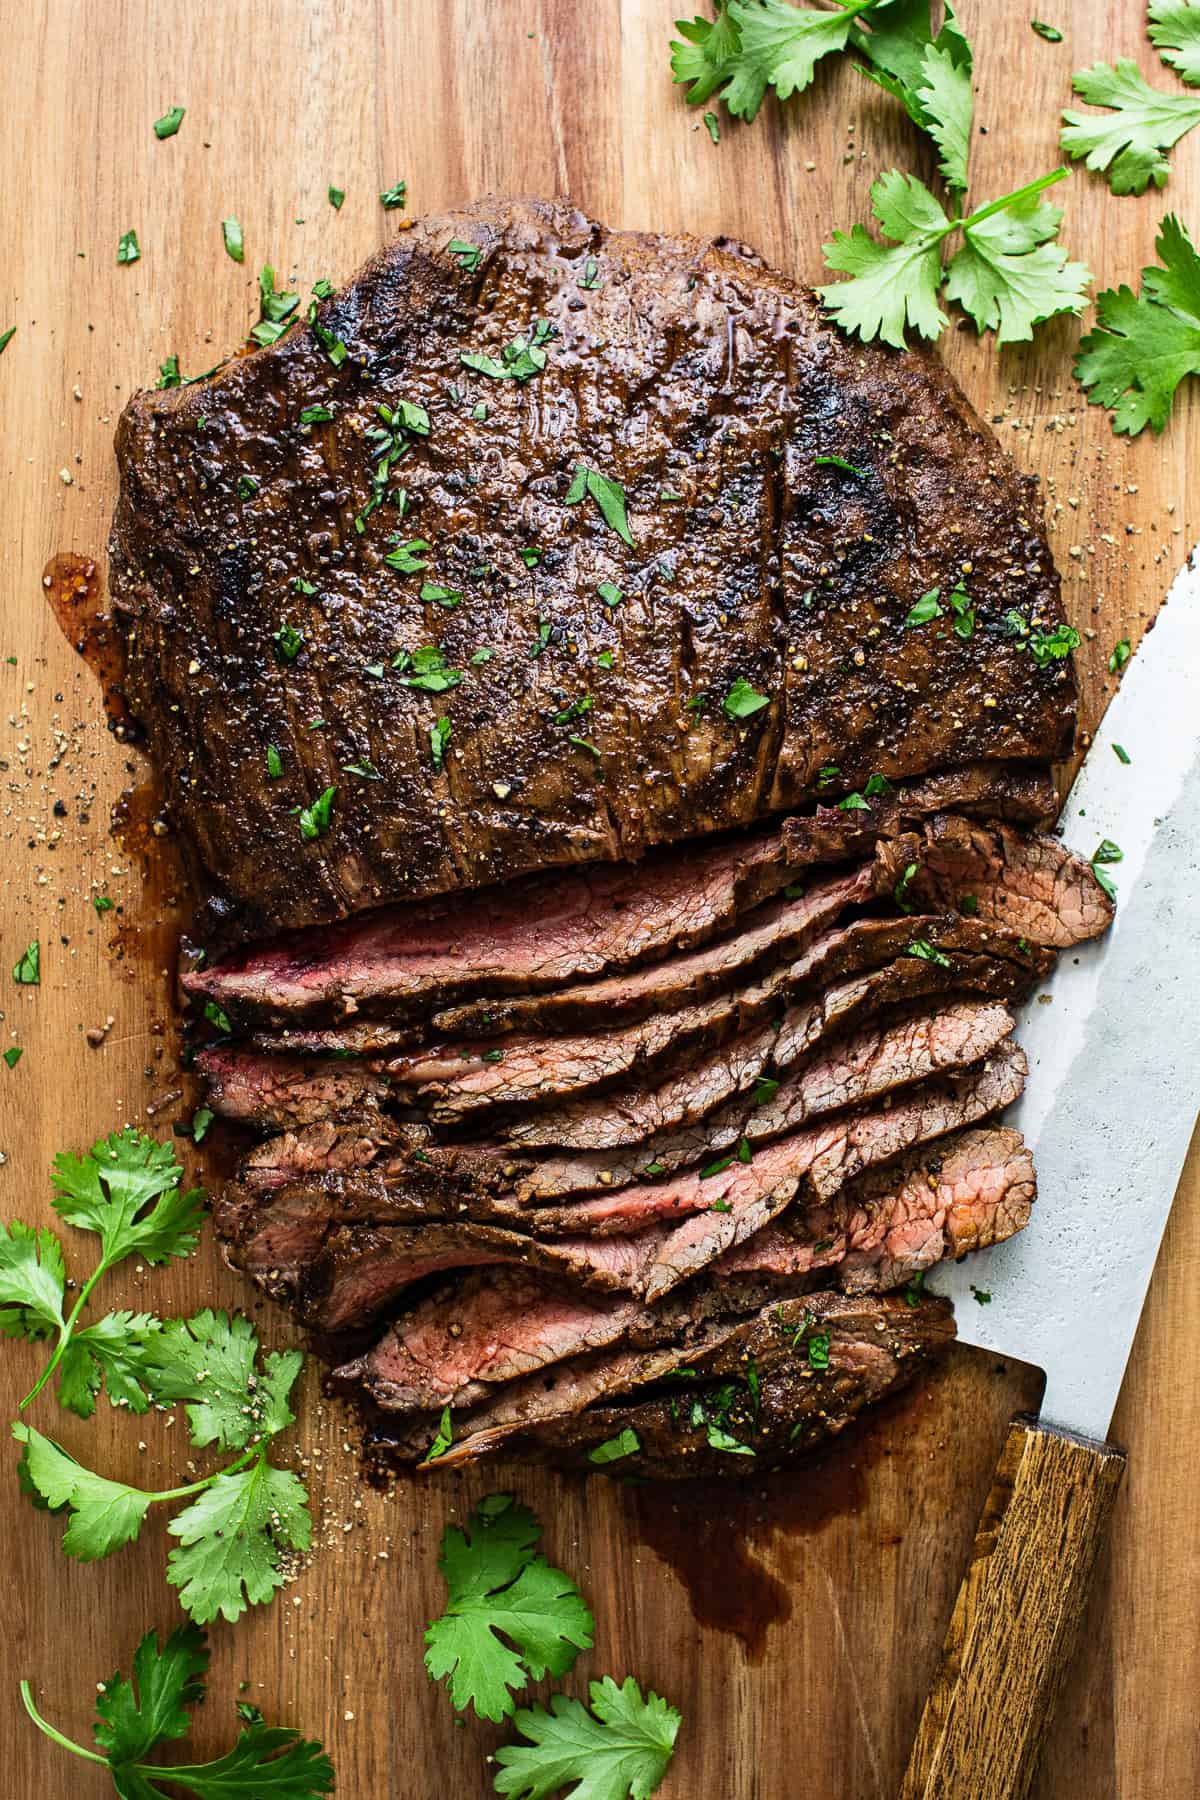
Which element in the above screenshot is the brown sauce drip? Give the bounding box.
[627,1377,931,1658]
[42,552,140,740]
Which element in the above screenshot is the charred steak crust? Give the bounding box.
[110,197,1075,941]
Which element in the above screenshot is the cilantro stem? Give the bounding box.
[19,1259,111,1411]
[19,1681,108,1765]
[954,167,1067,233]
[147,1443,261,1504]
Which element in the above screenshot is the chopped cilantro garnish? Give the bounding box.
[153,106,186,139]
[221,216,244,264]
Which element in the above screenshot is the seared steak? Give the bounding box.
[872,814,1114,946]
[434,1291,956,1479]
[249,863,875,1053]
[715,1125,1034,1289]
[112,198,1074,942]
[118,197,1108,1476]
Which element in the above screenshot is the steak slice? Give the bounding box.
[468,1292,956,1479]
[295,1222,668,1332]
[237,1118,409,1191]
[783,764,1060,869]
[182,821,800,1026]
[249,863,874,1054]
[111,198,1075,943]
[873,814,1114,947]
[198,1047,390,1129]
[514,997,1016,1207]
[715,1125,1034,1289]
[335,1270,765,1414]
[507,923,1048,1150]
[632,1038,1027,1301]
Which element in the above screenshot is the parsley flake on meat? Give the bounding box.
[297,786,336,841]
[424,1493,594,1722]
[564,464,635,545]
[21,1623,335,1797]
[722,676,769,719]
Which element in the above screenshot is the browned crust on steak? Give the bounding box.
[110,198,1075,941]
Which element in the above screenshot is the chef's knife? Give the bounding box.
[901,552,1200,1800]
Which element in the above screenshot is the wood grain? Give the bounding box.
[0,2,1197,1795]
[901,1419,1127,1800]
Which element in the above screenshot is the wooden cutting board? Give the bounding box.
[2,2,1198,1794]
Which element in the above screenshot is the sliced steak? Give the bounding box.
[873,814,1114,947]
[182,822,800,1026]
[112,197,1075,944]
[507,923,1048,1150]
[295,1222,669,1332]
[469,1292,956,1479]
[515,998,1015,1206]
[198,1047,390,1129]
[783,764,1060,870]
[250,863,874,1054]
[336,1271,760,1414]
[715,1125,1034,1289]
[218,994,1017,1283]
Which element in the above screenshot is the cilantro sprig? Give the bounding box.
[4,1128,203,1413]
[5,1131,311,1623]
[21,1623,334,1797]
[820,167,1090,348]
[1075,213,1200,434]
[424,1494,594,1722]
[1061,59,1200,195]
[1150,0,1200,86]
[495,1678,682,1800]
[672,1,974,191]
[671,0,879,122]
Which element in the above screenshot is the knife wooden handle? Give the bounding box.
[899,1414,1126,1800]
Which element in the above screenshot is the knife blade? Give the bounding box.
[934,549,1200,1438]
[902,551,1200,1800]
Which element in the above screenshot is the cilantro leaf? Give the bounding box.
[94,1624,209,1764]
[0,1220,66,1340]
[822,167,1084,348]
[22,1625,335,1797]
[1075,214,1200,433]
[563,465,634,545]
[1149,0,1200,86]
[424,1493,594,1722]
[167,1457,312,1624]
[14,1423,152,1559]
[671,0,876,122]
[56,1312,163,1418]
[820,170,951,348]
[857,2,974,192]
[1061,60,1200,195]
[944,192,1091,344]
[722,676,770,718]
[494,1676,681,1800]
[51,1128,204,1270]
[143,1311,302,1450]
